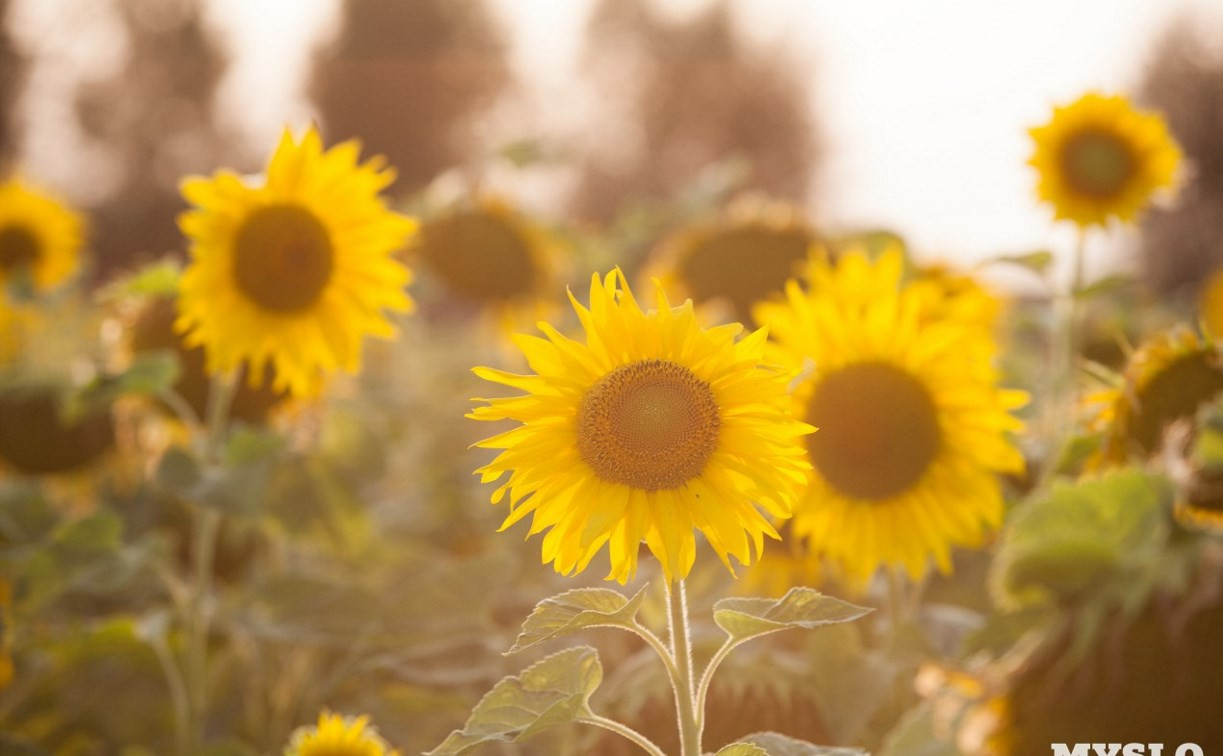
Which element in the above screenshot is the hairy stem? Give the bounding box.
[666,579,701,756]
[579,713,669,756]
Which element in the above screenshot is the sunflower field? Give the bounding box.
[2,2,1222,755]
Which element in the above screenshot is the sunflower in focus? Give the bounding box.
[754,247,1026,585]
[284,711,399,756]
[1087,327,1223,467]
[412,197,564,330]
[0,178,84,293]
[470,270,812,583]
[649,198,817,324]
[177,127,416,397]
[1028,92,1181,227]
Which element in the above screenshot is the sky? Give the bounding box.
[18,0,1223,281]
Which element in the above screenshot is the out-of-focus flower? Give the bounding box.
[755,247,1026,586]
[0,177,85,293]
[648,198,817,325]
[284,711,399,756]
[411,196,566,331]
[1028,92,1181,228]
[0,386,114,475]
[470,270,811,584]
[177,126,416,397]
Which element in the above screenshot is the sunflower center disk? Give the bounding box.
[1060,130,1135,198]
[1131,352,1223,454]
[679,227,810,319]
[421,211,535,302]
[232,204,335,312]
[0,225,40,273]
[806,362,941,501]
[577,359,720,490]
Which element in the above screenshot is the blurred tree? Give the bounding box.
[308,0,513,193]
[1138,16,1223,296]
[0,0,28,171]
[74,0,233,276]
[573,0,820,221]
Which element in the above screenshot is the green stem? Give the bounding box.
[665,580,701,756]
[148,624,192,756]
[578,714,669,756]
[886,565,906,632]
[1065,228,1088,398]
[694,636,737,736]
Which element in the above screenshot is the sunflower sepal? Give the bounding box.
[718,731,869,755]
[713,588,873,644]
[506,584,650,655]
[426,646,604,756]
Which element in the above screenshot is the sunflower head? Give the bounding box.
[649,199,817,324]
[754,246,1026,586]
[470,269,812,584]
[0,385,114,475]
[0,177,85,294]
[413,197,562,313]
[284,711,399,756]
[1088,327,1223,466]
[1028,92,1181,228]
[177,126,416,397]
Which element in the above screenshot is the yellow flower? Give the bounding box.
[177,127,416,397]
[0,177,84,293]
[754,247,1026,586]
[648,199,817,324]
[1028,92,1181,228]
[1087,327,1223,467]
[1199,267,1223,340]
[285,711,399,756]
[412,196,565,330]
[470,269,812,584]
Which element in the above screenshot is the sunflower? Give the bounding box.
[412,196,564,329]
[0,177,84,293]
[649,199,817,324]
[469,269,812,584]
[1028,92,1181,227]
[177,127,416,397]
[284,711,399,756]
[754,247,1026,585]
[1199,266,1223,340]
[1088,327,1223,466]
[0,578,12,691]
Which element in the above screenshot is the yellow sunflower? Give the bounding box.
[469,269,812,584]
[285,711,399,756]
[649,198,817,324]
[1028,92,1181,228]
[1087,327,1223,467]
[1199,266,1223,340]
[0,177,84,293]
[412,196,565,330]
[177,127,416,397]
[754,247,1026,585]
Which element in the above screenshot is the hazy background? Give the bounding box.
[5,0,1223,288]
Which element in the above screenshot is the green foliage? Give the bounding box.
[426,646,603,755]
[983,249,1054,276]
[65,350,181,421]
[878,702,959,756]
[720,731,868,755]
[507,585,649,654]
[714,588,873,643]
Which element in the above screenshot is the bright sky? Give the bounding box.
[20,0,1223,279]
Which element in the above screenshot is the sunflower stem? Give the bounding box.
[694,636,738,737]
[183,371,238,752]
[578,714,669,756]
[665,579,701,756]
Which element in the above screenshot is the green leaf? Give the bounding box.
[507,585,649,654]
[65,352,181,420]
[879,701,959,756]
[1073,273,1134,300]
[729,732,868,755]
[985,250,1054,275]
[713,588,872,643]
[99,258,181,299]
[991,469,1171,610]
[156,447,202,492]
[426,646,603,755]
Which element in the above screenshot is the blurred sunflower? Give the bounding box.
[1199,266,1223,339]
[177,127,416,397]
[0,177,84,293]
[910,263,1001,331]
[1088,328,1223,466]
[649,199,817,324]
[412,197,564,329]
[470,269,812,584]
[754,247,1026,585]
[285,711,399,756]
[1028,92,1181,227]
[0,385,114,475]
[735,524,823,598]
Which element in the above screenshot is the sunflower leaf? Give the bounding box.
[724,731,869,755]
[985,250,1054,276]
[507,585,649,654]
[713,588,872,644]
[426,646,603,755]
